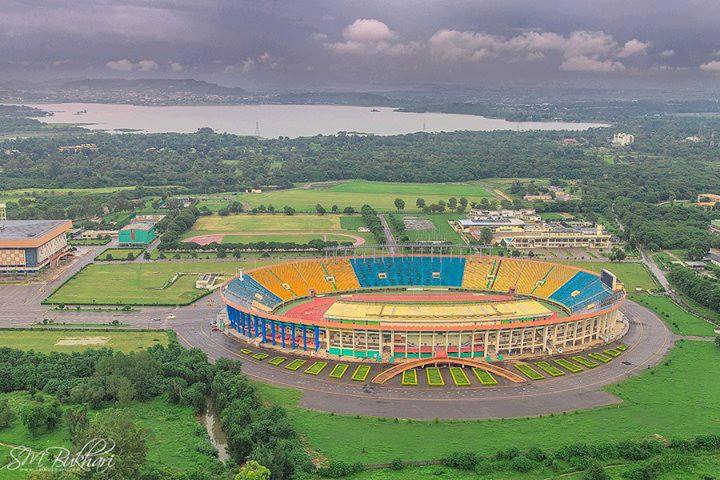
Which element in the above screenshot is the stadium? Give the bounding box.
[221,254,626,377]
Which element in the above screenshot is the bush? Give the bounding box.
[318,461,365,478]
[441,451,480,471]
[389,458,404,470]
[618,439,664,461]
[510,455,535,473]
[584,461,610,480]
[495,447,521,460]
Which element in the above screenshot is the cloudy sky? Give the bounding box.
[2,0,720,88]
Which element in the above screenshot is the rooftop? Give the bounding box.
[0,220,72,241]
[121,222,156,231]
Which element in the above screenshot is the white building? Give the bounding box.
[611,133,635,147]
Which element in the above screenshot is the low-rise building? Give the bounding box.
[711,220,720,234]
[57,143,98,153]
[0,220,73,274]
[696,194,720,208]
[118,222,157,246]
[499,225,612,250]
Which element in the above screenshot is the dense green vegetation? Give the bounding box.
[668,265,720,314]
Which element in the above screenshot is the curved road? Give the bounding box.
[1,251,675,420]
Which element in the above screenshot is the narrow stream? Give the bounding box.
[199,402,229,462]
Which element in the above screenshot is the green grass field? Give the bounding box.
[632,294,717,336]
[221,233,352,244]
[400,213,465,244]
[0,329,168,353]
[255,340,720,464]
[566,261,659,292]
[196,180,495,213]
[45,260,260,305]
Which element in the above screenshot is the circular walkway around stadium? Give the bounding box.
[174,300,674,420]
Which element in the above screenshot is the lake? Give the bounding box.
[32,103,606,138]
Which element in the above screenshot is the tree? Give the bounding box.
[343,206,355,215]
[315,204,326,215]
[0,398,13,429]
[65,405,89,443]
[416,198,426,209]
[394,198,405,212]
[218,208,230,216]
[235,460,271,480]
[480,227,494,245]
[448,197,458,210]
[459,197,468,210]
[283,206,295,215]
[74,410,147,480]
[715,336,720,348]
[331,204,339,213]
[583,461,610,480]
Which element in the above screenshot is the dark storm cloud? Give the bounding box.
[1,0,719,86]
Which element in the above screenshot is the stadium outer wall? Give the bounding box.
[220,255,626,363]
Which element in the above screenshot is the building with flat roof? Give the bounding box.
[0,220,72,274]
[711,220,720,234]
[499,225,611,250]
[118,222,157,246]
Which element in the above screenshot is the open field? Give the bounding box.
[566,261,659,292]
[195,180,496,213]
[45,260,261,305]
[255,340,719,464]
[399,213,465,244]
[185,213,367,245]
[632,294,717,336]
[0,392,219,477]
[0,329,169,353]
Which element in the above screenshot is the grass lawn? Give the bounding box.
[95,247,145,261]
[399,213,465,244]
[0,329,169,353]
[45,260,252,305]
[184,213,365,245]
[198,180,495,213]
[254,340,720,464]
[0,392,219,477]
[631,294,717,336]
[565,261,659,292]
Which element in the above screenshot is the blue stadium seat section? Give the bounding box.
[349,256,465,288]
[225,275,283,309]
[549,271,611,312]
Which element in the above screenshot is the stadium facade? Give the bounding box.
[221,256,625,362]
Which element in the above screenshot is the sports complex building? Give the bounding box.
[0,219,73,274]
[221,254,625,362]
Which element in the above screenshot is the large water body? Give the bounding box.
[33,103,607,138]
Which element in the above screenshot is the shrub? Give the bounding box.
[583,461,610,480]
[389,458,404,470]
[510,455,534,473]
[495,447,521,460]
[441,451,480,471]
[318,461,364,478]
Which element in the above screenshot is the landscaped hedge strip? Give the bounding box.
[240,348,252,355]
[285,359,307,371]
[329,364,349,379]
[268,357,286,366]
[352,365,371,382]
[426,367,445,386]
[401,369,418,386]
[604,348,622,357]
[535,361,565,377]
[554,358,583,373]
[589,352,612,363]
[572,356,598,368]
[472,368,498,386]
[305,361,328,375]
[449,367,471,386]
[252,353,269,360]
[515,363,544,380]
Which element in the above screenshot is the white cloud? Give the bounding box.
[224,53,279,74]
[342,19,395,43]
[660,49,675,57]
[310,32,328,41]
[169,61,184,72]
[560,56,626,72]
[700,60,720,72]
[137,59,158,72]
[325,19,419,57]
[106,58,158,72]
[428,29,650,73]
[106,59,135,71]
[617,39,651,57]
